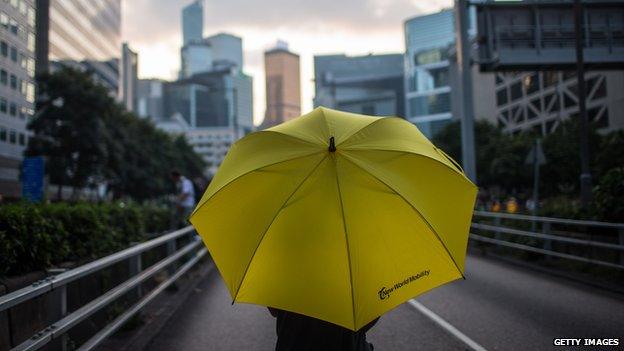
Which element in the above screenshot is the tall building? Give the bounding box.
[313,54,404,117]
[0,0,36,197]
[205,33,243,71]
[262,41,301,128]
[120,42,138,112]
[180,40,212,79]
[137,78,165,120]
[182,0,203,46]
[404,9,456,138]
[163,68,253,131]
[160,67,253,176]
[35,0,121,93]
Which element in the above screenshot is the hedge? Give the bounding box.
[0,202,171,277]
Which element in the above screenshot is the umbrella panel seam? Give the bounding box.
[191,151,324,217]
[333,155,357,330]
[231,154,329,303]
[341,148,475,188]
[339,153,467,280]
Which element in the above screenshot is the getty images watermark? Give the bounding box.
[553,338,620,347]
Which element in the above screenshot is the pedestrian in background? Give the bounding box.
[170,170,196,229]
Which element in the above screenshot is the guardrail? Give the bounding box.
[0,226,206,351]
[470,211,624,271]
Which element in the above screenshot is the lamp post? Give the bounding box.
[574,0,593,208]
[455,0,477,183]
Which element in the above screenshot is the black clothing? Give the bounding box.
[268,308,378,351]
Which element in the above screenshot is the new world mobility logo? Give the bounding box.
[378,270,430,300]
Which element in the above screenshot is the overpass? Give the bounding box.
[1,212,623,351]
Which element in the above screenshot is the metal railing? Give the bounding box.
[0,226,206,351]
[470,211,624,271]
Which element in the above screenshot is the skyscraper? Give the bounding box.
[1,0,36,197]
[120,43,138,112]
[262,41,300,128]
[35,0,122,94]
[205,33,243,71]
[404,9,455,138]
[182,0,203,46]
[180,40,212,79]
[313,53,404,117]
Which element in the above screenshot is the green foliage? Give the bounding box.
[431,120,533,191]
[592,167,624,222]
[432,118,623,219]
[0,202,171,277]
[27,66,206,202]
[540,119,602,197]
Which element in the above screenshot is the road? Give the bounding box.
[146,254,624,351]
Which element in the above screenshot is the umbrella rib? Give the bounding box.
[342,148,474,186]
[340,154,466,280]
[333,156,357,330]
[231,154,329,303]
[191,151,324,217]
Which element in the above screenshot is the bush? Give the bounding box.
[0,202,171,277]
[592,167,624,222]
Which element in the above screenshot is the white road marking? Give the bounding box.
[408,299,488,351]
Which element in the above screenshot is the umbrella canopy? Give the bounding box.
[190,107,477,331]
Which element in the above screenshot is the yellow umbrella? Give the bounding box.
[190,107,477,331]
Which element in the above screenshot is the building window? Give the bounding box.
[543,72,558,87]
[27,32,34,52]
[9,102,16,116]
[496,88,508,106]
[510,81,522,101]
[410,92,451,117]
[0,126,6,141]
[9,129,16,144]
[523,73,540,95]
[10,46,17,62]
[0,41,7,57]
[19,0,27,15]
[10,74,17,89]
[0,12,9,30]
[18,132,25,146]
[27,6,35,28]
[9,18,17,35]
[26,82,34,102]
[0,69,7,85]
[0,98,7,113]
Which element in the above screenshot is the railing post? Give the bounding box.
[494,216,502,246]
[167,238,177,277]
[619,228,624,266]
[60,284,68,351]
[128,246,143,299]
[542,222,552,261]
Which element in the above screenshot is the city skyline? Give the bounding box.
[122,0,452,126]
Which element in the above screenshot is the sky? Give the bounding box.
[122,0,452,126]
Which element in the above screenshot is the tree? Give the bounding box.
[592,167,624,222]
[27,66,206,202]
[27,67,113,198]
[540,119,601,197]
[431,120,533,192]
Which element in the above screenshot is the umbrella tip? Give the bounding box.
[329,136,336,152]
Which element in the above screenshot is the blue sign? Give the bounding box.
[22,156,45,202]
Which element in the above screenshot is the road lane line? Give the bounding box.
[408,299,488,351]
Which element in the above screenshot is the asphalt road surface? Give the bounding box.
[146,254,624,351]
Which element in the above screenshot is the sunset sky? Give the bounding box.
[121,0,452,126]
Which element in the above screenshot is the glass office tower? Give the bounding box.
[36,0,121,93]
[404,9,455,138]
[1,0,36,197]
